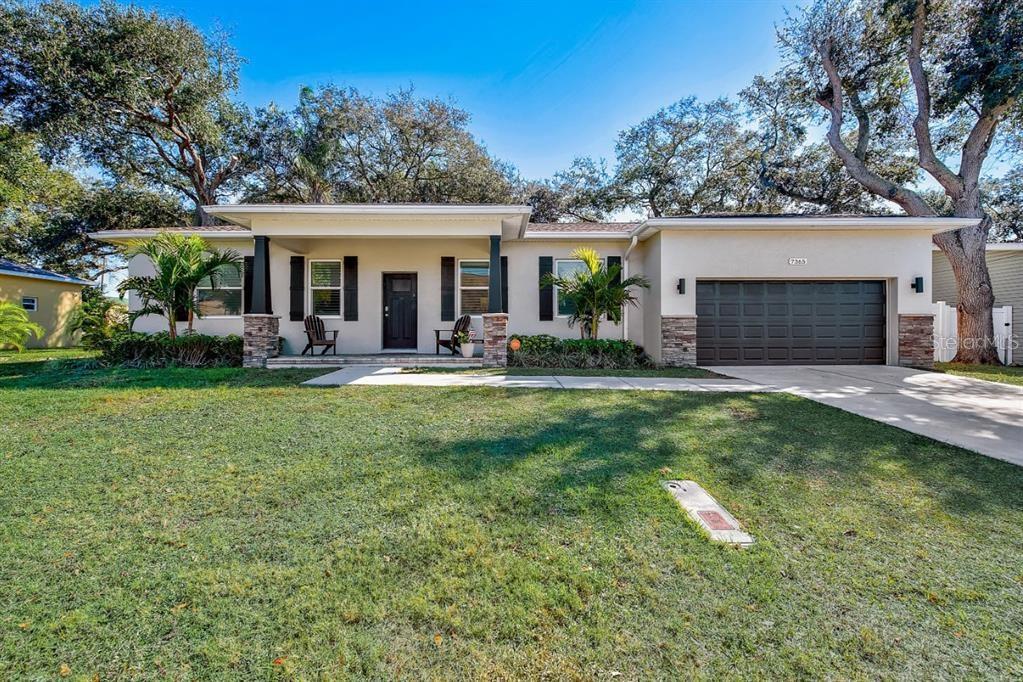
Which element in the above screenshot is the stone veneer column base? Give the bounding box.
[243,314,280,368]
[898,314,934,368]
[661,315,698,367]
[482,313,509,368]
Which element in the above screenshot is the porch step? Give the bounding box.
[266,354,483,369]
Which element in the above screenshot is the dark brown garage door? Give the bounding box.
[695,280,886,365]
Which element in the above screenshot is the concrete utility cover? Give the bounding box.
[662,480,754,547]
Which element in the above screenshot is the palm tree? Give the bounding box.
[544,247,650,339]
[118,233,242,338]
[0,301,45,351]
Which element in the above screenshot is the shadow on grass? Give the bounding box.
[0,358,322,390]
[4,360,1021,519]
[404,387,1023,520]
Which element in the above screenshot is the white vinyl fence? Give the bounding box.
[933,302,1014,364]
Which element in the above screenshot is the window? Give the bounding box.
[458,260,489,315]
[555,259,595,316]
[21,296,38,312]
[196,263,244,317]
[310,260,342,317]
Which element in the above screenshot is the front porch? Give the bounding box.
[265,353,484,369]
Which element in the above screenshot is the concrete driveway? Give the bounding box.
[712,365,1023,466]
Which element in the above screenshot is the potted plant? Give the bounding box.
[455,330,476,358]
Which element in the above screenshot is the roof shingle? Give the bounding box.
[0,258,91,285]
[526,222,638,233]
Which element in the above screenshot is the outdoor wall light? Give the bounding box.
[677,278,686,294]
[911,276,925,293]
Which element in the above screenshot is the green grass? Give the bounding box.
[2,359,1022,679]
[406,366,721,378]
[935,361,1023,386]
[0,347,98,365]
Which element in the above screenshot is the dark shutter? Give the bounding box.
[441,256,455,321]
[343,256,358,321]
[289,256,304,321]
[501,256,509,314]
[539,256,554,321]
[607,256,622,286]
[262,243,272,315]
[243,256,254,314]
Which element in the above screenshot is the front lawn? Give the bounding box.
[407,366,720,378]
[2,359,1021,678]
[0,347,97,365]
[935,361,1023,386]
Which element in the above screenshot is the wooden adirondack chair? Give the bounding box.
[302,315,338,355]
[434,314,472,355]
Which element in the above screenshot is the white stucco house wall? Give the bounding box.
[93,204,975,368]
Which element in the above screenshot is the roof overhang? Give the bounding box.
[90,229,252,245]
[517,230,632,240]
[632,216,981,241]
[203,203,532,237]
[933,242,1023,252]
[0,269,91,286]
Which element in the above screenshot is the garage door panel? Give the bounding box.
[696,280,886,365]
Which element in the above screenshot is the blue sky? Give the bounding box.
[124,0,793,180]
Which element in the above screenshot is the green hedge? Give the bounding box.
[99,332,243,368]
[507,334,652,369]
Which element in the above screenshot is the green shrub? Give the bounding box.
[508,334,652,369]
[99,332,242,368]
[67,290,128,350]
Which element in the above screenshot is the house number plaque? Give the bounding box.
[787,257,808,266]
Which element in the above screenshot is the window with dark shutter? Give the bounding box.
[607,256,622,286]
[441,257,455,321]
[289,256,304,321]
[501,256,508,314]
[343,256,358,321]
[243,256,254,313]
[538,256,553,321]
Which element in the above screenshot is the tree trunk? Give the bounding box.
[195,204,216,227]
[932,217,1000,364]
[168,315,177,340]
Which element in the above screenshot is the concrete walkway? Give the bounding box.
[302,366,774,392]
[302,364,1022,466]
[714,365,1023,467]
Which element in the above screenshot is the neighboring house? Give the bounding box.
[92,205,974,367]
[933,243,1022,362]
[0,258,90,348]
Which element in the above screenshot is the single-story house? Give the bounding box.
[933,242,1021,363]
[92,205,975,368]
[0,258,90,348]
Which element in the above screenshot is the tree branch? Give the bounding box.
[815,38,936,216]
[908,0,963,196]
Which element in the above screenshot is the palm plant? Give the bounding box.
[67,291,128,349]
[544,247,650,339]
[118,233,242,338]
[0,301,45,351]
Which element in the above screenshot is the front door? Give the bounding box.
[382,273,417,349]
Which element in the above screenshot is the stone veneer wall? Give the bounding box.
[660,315,698,366]
[898,314,934,368]
[243,314,280,368]
[482,313,508,368]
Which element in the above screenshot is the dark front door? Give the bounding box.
[382,273,417,349]
[695,280,886,365]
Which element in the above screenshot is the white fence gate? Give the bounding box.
[933,302,1014,364]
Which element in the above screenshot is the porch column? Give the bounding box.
[487,235,503,313]
[251,236,272,314]
[243,235,279,368]
[482,313,508,367]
